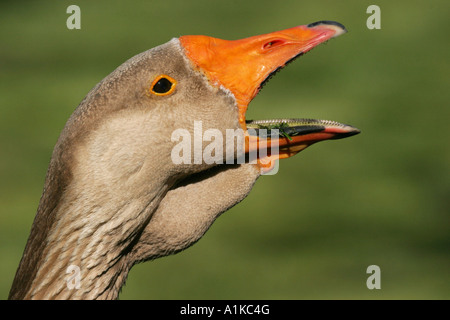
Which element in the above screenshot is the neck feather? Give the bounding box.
[10,170,169,299]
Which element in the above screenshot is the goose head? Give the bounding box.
[9,21,359,299]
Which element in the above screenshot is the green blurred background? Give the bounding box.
[0,0,448,299]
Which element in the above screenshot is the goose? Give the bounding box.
[9,21,359,300]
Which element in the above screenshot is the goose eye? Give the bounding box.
[150,75,177,96]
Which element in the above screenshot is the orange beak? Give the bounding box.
[180,21,359,169]
[180,21,347,125]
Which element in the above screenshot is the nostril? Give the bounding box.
[262,39,285,50]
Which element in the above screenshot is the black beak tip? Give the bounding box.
[307,20,348,33]
[331,127,361,140]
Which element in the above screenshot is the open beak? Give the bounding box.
[180,21,359,168]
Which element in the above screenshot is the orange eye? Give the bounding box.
[150,74,177,96]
